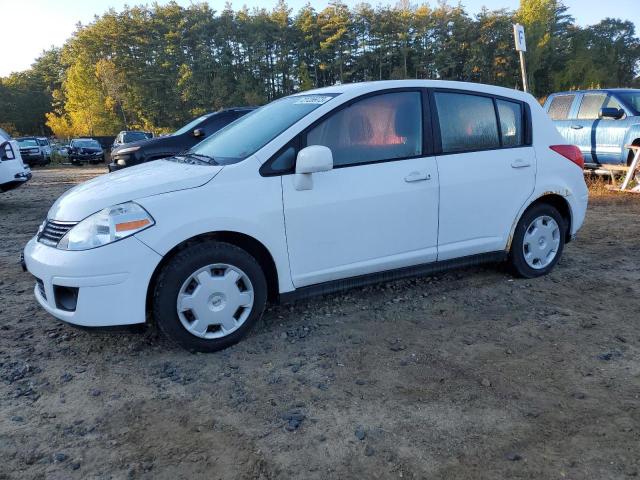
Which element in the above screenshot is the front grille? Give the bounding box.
[37,220,77,247]
[36,278,46,300]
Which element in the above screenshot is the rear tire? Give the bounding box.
[152,241,267,352]
[509,203,566,278]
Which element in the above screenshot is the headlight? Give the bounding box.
[58,202,154,251]
[116,146,140,155]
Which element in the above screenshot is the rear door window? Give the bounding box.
[434,92,500,153]
[577,94,621,119]
[547,95,575,120]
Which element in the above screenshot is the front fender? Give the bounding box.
[134,166,295,293]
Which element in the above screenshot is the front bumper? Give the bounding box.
[23,235,162,327]
[70,154,103,163]
[20,152,45,164]
[108,161,125,172]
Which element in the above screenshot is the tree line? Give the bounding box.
[1,0,639,138]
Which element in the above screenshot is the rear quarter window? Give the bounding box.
[547,95,575,120]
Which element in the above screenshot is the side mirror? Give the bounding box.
[294,145,333,191]
[0,141,15,161]
[599,107,624,120]
[193,128,205,138]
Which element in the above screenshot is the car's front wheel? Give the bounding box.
[509,203,566,278]
[152,241,267,352]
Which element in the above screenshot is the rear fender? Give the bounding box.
[622,124,640,163]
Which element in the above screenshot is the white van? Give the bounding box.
[23,80,588,352]
[1,128,32,192]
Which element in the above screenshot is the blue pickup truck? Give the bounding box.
[543,89,640,168]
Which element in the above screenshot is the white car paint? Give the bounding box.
[0,129,32,192]
[23,80,588,329]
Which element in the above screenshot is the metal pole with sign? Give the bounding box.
[513,23,529,93]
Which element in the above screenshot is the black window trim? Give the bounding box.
[260,87,434,177]
[430,88,532,156]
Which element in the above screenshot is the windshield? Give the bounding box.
[123,132,151,143]
[73,140,101,148]
[18,139,38,147]
[173,114,212,136]
[190,94,338,164]
[617,92,640,115]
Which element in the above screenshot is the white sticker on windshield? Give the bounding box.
[293,95,333,105]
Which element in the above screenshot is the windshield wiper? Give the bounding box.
[176,152,218,165]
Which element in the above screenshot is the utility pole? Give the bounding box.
[513,23,529,93]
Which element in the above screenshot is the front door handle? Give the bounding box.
[570,125,584,130]
[404,171,431,182]
[511,159,531,168]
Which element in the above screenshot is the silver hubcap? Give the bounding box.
[522,215,560,269]
[177,264,254,339]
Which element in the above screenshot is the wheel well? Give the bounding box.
[146,232,280,315]
[627,139,640,166]
[527,194,572,243]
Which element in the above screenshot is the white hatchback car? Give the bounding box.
[24,80,588,352]
[1,128,32,192]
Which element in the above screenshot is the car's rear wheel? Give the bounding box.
[152,241,267,352]
[509,203,566,278]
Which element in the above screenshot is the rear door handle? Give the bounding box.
[511,159,531,169]
[404,171,431,182]
[570,125,583,130]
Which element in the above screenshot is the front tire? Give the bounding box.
[509,203,566,278]
[152,241,267,352]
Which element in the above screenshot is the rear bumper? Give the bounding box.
[0,170,31,192]
[23,236,162,327]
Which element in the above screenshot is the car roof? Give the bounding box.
[550,88,640,96]
[17,137,37,140]
[216,107,256,114]
[292,80,534,102]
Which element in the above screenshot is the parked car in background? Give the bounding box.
[108,107,254,171]
[68,138,105,165]
[37,137,53,162]
[1,128,31,191]
[544,88,640,168]
[112,130,153,149]
[24,80,588,352]
[17,137,50,166]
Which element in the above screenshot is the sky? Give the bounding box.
[2,0,639,77]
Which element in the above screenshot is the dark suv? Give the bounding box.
[109,107,254,171]
[68,138,105,165]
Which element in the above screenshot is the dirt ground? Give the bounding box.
[1,166,638,480]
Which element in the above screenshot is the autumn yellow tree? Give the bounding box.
[46,54,120,137]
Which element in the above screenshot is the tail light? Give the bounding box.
[550,145,584,169]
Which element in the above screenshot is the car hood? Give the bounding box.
[48,159,222,221]
[111,135,172,154]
